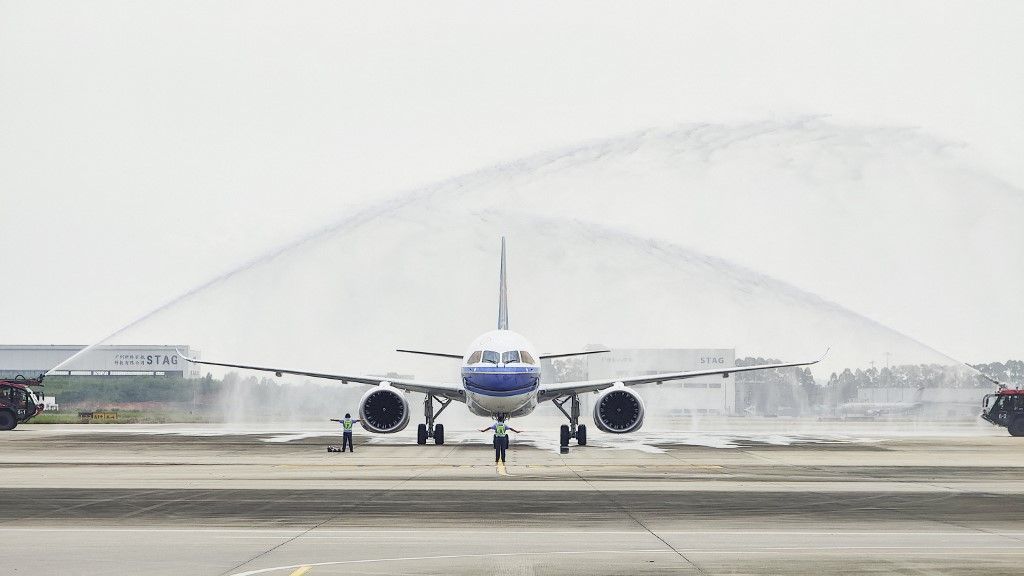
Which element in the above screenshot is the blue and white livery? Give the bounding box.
[181,238,826,447]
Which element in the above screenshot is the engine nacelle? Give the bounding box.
[592,386,644,434]
[358,385,410,434]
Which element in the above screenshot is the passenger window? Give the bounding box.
[467,351,482,364]
[502,351,520,364]
[519,351,535,364]
[482,350,500,365]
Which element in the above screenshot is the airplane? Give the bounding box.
[838,386,980,419]
[179,238,826,447]
[838,390,925,418]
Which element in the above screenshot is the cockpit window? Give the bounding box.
[519,351,535,364]
[502,350,521,364]
[467,351,482,364]
[482,350,500,365]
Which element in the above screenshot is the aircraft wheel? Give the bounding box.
[1009,417,1024,437]
[433,424,445,445]
[577,424,587,446]
[0,411,16,431]
[417,423,428,444]
[559,424,570,447]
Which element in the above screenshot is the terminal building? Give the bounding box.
[0,345,201,379]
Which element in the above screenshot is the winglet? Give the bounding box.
[497,236,509,330]
[817,346,831,363]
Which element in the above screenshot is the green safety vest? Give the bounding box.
[343,418,353,431]
[494,423,507,437]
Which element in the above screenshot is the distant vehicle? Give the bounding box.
[0,376,45,430]
[981,389,1024,436]
[181,238,825,447]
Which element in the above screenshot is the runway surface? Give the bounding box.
[3,423,1024,575]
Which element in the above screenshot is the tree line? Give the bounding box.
[42,358,1020,418]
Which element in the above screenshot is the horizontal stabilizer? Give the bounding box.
[396,349,464,360]
[538,350,611,360]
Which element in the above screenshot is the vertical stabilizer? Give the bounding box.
[497,237,509,330]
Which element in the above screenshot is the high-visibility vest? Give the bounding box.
[494,423,507,437]
[343,418,354,431]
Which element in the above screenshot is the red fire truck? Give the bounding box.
[0,375,45,430]
[981,388,1024,436]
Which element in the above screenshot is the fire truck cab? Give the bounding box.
[981,389,1024,436]
[0,377,45,430]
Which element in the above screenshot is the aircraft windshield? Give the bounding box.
[481,350,500,365]
[467,351,482,364]
[519,351,535,364]
[502,351,520,364]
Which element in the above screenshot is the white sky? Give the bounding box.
[1,1,1022,364]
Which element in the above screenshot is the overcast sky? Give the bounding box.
[2,1,1022,364]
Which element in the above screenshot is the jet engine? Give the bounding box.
[593,386,644,433]
[358,386,410,433]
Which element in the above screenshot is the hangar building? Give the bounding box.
[586,348,737,415]
[0,345,201,379]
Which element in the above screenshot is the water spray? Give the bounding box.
[967,363,1005,389]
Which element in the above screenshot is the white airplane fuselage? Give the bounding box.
[460,329,541,418]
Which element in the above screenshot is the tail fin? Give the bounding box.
[497,236,509,330]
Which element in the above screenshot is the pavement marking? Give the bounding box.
[228,549,673,576]
[205,528,1024,537]
[5,528,1024,537]
[287,566,311,576]
[227,547,1024,576]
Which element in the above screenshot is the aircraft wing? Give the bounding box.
[537,350,828,401]
[177,353,465,401]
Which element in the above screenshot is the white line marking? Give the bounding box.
[226,547,1024,576]
[228,550,673,576]
[3,528,1024,537]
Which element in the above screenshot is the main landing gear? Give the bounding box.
[553,393,587,448]
[417,394,451,446]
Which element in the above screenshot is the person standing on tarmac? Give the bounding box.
[330,413,362,452]
[479,415,521,463]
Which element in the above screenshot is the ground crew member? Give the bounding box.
[330,413,362,452]
[479,416,521,463]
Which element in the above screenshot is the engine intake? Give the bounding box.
[593,387,644,434]
[358,386,410,433]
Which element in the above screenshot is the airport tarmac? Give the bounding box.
[3,423,1024,575]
